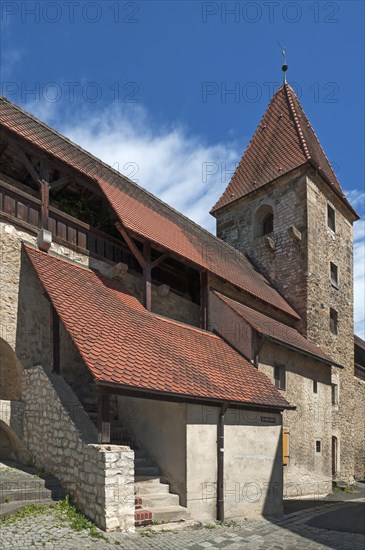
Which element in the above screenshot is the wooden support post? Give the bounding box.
[143,241,152,311]
[41,180,50,230]
[200,270,208,330]
[97,389,111,444]
[40,161,50,230]
[52,305,60,374]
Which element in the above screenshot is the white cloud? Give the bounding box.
[57,103,239,231]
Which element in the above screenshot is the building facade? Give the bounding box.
[0,84,362,531]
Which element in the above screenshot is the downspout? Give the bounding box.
[217,402,229,521]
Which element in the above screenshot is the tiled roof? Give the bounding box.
[24,244,291,409]
[214,291,341,367]
[0,96,299,319]
[211,84,358,218]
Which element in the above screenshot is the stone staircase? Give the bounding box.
[0,461,64,520]
[80,390,189,526]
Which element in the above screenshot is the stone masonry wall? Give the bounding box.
[215,169,307,331]
[259,340,333,497]
[353,376,365,480]
[22,366,135,532]
[306,174,355,483]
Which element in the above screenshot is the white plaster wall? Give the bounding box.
[208,291,253,360]
[186,404,283,520]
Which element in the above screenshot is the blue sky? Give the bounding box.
[0,0,364,336]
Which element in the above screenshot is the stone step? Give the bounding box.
[135,448,148,459]
[151,505,189,522]
[0,484,64,504]
[140,492,180,508]
[134,508,152,527]
[135,466,160,477]
[135,478,170,494]
[135,457,153,467]
[0,473,60,493]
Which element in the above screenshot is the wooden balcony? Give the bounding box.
[0,177,133,265]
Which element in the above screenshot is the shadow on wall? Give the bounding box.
[0,337,23,401]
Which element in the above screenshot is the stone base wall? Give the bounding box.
[22,366,135,532]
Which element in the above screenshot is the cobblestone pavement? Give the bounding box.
[1,499,365,550]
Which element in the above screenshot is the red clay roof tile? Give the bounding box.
[214,291,341,367]
[24,244,290,409]
[0,96,299,320]
[211,84,358,219]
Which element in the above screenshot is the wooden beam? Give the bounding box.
[52,305,60,374]
[97,389,110,443]
[14,145,41,186]
[143,241,152,311]
[0,141,9,159]
[151,253,169,270]
[49,174,69,191]
[41,180,50,230]
[200,270,209,330]
[115,221,145,269]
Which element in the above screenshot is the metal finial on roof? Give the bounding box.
[277,42,288,83]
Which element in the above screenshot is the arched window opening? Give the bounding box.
[253,205,274,238]
[262,212,274,235]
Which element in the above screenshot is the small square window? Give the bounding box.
[316,440,321,453]
[313,380,318,393]
[330,308,338,335]
[331,384,338,405]
[330,262,338,287]
[274,364,286,390]
[327,205,336,232]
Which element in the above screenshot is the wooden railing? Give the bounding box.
[0,178,134,265]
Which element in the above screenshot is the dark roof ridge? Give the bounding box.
[283,83,348,201]
[283,84,311,161]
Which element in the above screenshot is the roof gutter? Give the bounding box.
[94,380,295,411]
[263,334,344,369]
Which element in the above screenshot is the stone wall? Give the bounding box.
[259,340,333,497]
[306,174,355,482]
[0,399,30,463]
[208,291,333,496]
[215,169,307,331]
[214,167,359,483]
[353,376,365,480]
[22,366,135,532]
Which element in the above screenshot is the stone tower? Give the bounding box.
[211,83,359,483]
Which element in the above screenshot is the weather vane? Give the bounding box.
[277,42,288,83]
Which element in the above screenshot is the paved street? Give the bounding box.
[1,494,365,550]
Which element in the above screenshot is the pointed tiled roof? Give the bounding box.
[0,96,300,320]
[211,84,358,218]
[24,244,291,409]
[213,291,343,368]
